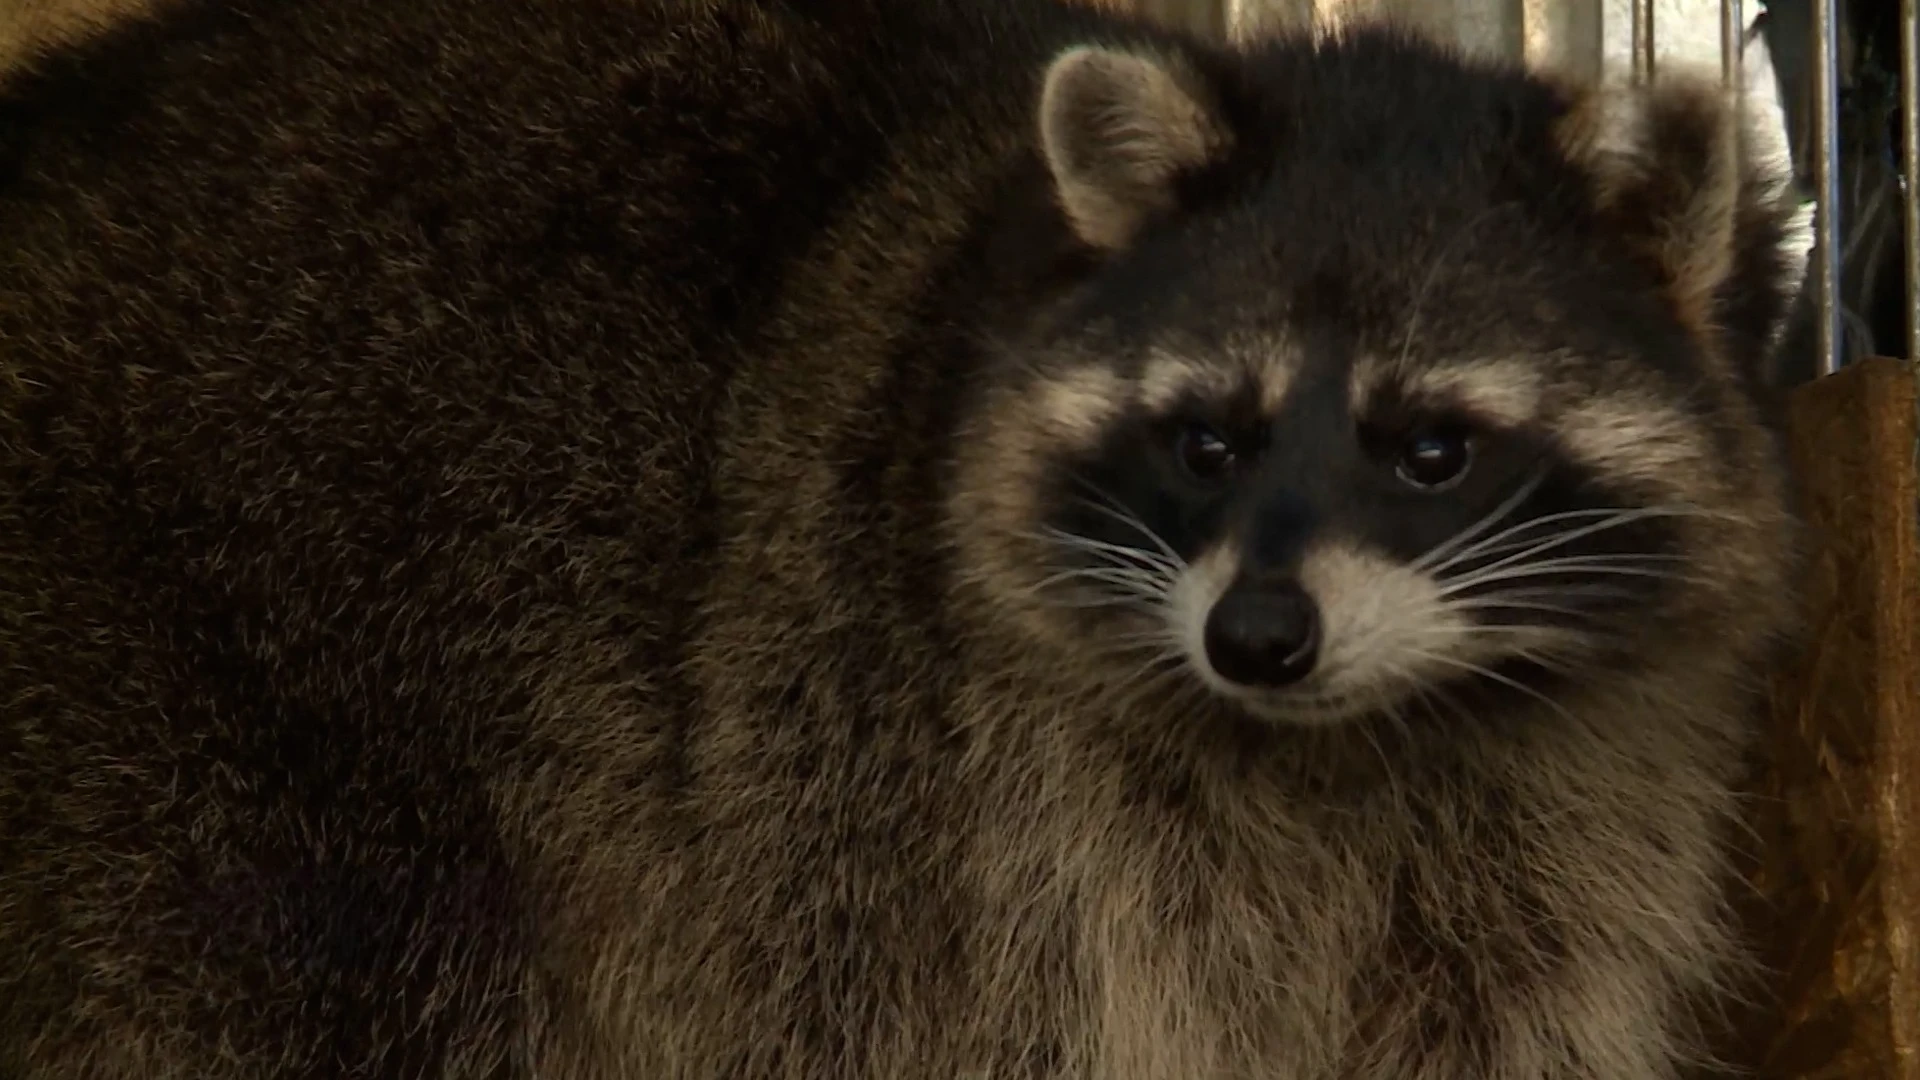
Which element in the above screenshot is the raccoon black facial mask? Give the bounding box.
[0,1,1804,1078]
[989,39,1797,731]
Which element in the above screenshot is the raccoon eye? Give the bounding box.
[1174,422,1238,482]
[1395,429,1473,491]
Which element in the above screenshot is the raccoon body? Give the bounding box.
[0,0,1804,1077]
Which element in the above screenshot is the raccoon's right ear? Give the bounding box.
[1038,45,1234,251]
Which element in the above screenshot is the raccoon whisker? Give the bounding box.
[1040,563,1181,599]
[1095,651,1196,714]
[1079,632,1183,664]
[1360,658,1428,740]
[1450,627,1597,662]
[1472,582,1640,600]
[1030,566,1176,597]
[1042,594,1168,616]
[1088,623,1186,653]
[1132,662,1205,708]
[1428,511,1666,580]
[1403,650,1581,726]
[1104,629,1186,651]
[1109,649,1190,677]
[1462,546,1691,580]
[1031,527,1185,576]
[1379,695,1420,745]
[1106,653,1191,683]
[1156,672,1216,717]
[1299,688,1369,713]
[1067,480,1183,566]
[1465,618,1646,657]
[1431,686,1477,729]
[1505,645,1592,680]
[1275,694,1369,726]
[1411,464,1550,572]
[1432,508,1706,579]
[1458,635,1601,665]
[1443,552,1689,585]
[1426,505,1715,573]
[1402,618,1595,656]
[1443,547,1685,577]
[1356,705,1408,779]
[1437,561,1693,597]
[1433,519,1679,569]
[1456,584,1646,615]
[1327,680,1431,734]
[1013,577,1169,617]
[1444,597,1605,620]
[1081,569,1183,601]
[1036,526,1167,568]
[1035,542,1184,597]
[1439,571,1688,605]
[1024,587,1153,614]
[1043,564,1175,589]
[1451,503,1715,547]
[1412,682,1481,730]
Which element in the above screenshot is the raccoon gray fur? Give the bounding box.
[0,0,1806,1076]
[0,0,173,85]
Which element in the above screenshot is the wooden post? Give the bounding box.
[1729,357,1920,1080]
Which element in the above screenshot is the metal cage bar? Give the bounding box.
[1633,0,1656,81]
[1630,0,1913,377]
[1904,0,1920,366]
[1809,0,1844,376]
[1720,0,1742,89]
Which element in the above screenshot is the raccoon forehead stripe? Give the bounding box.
[1556,393,1712,487]
[1039,366,1129,445]
[1350,356,1546,428]
[1233,331,1300,414]
[1138,344,1297,416]
[1138,351,1212,413]
[1136,350,1261,414]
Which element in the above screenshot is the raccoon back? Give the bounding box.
[0,0,1093,1073]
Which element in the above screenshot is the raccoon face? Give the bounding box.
[951,31,1802,727]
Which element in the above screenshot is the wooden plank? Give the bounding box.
[1728,356,1920,1080]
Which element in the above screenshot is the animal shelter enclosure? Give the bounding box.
[1123,0,1920,1074]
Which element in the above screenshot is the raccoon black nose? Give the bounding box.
[1203,581,1321,688]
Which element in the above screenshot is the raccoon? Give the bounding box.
[0,0,1804,1076]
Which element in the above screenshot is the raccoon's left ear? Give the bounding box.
[1038,45,1235,250]
[1554,75,1804,368]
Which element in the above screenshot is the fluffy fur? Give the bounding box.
[0,0,1804,1077]
[0,0,171,85]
